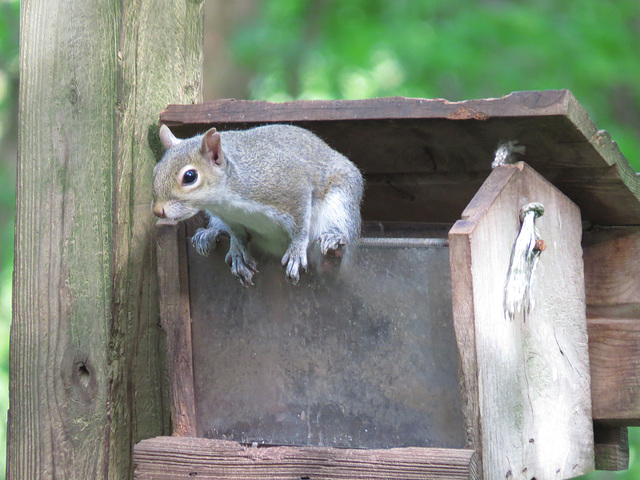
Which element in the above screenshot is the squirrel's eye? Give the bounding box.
[182,169,198,185]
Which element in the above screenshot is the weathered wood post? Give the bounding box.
[9,1,203,478]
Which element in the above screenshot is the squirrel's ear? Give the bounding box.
[201,128,223,166]
[159,124,180,149]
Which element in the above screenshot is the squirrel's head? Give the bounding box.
[152,125,225,220]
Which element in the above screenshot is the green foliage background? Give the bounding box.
[0,1,18,478]
[0,0,638,478]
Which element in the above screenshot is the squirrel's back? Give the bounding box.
[220,124,346,167]
[220,124,361,204]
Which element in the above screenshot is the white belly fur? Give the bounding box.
[208,196,291,256]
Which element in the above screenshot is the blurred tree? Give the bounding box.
[0,1,18,264]
[203,0,256,101]
[0,2,19,479]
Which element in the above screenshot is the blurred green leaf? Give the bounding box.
[0,2,19,479]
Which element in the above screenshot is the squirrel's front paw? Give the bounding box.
[318,231,348,256]
[225,250,258,286]
[281,249,308,284]
[192,227,220,256]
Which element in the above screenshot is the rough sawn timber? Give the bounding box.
[155,220,196,436]
[582,226,640,469]
[10,1,203,479]
[583,226,640,424]
[133,436,479,480]
[593,425,630,471]
[449,162,594,479]
[587,318,640,425]
[583,227,640,320]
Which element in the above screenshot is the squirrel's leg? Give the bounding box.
[225,228,257,286]
[281,198,311,284]
[315,173,363,255]
[192,213,230,256]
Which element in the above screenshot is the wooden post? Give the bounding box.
[155,220,196,437]
[9,1,203,479]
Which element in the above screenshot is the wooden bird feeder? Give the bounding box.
[134,90,640,480]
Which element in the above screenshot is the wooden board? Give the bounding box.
[593,425,629,471]
[134,436,479,480]
[583,227,640,319]
[156,220,196,436]
[10,1,203,479]
[588,318,640,425]
[449,162,594,479]
[586,315,639,471]
[160,90,640,226]
[582,226,639,468]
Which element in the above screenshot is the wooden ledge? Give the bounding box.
[134,437,479,480]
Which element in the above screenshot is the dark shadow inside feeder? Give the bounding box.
[188,220,466,449]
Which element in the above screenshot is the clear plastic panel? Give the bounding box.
[189,238,465,449]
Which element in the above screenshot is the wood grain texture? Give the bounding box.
[155,220,196,436]
[10,2,118,478]
[582,226,640,445]
[588,318,640,425]
[159,90,640,226]
[160,91,572,124]
[111,0,203,474]
[583,227,640,319]
[10,1,203,479]
[133,437,479,480]
[593,425,629,471]
[449,162,594,479]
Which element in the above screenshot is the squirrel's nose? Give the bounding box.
[152,204,166,218]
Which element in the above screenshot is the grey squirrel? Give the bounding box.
[152,124,364,285]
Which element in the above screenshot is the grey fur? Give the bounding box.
[152,124,364,285]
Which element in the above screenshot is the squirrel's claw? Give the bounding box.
[225,247,258,286]
[281,249,308,284]
[227,256,257,286]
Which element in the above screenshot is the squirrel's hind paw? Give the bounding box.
[225,250,258,286]
[281,250,308,284]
